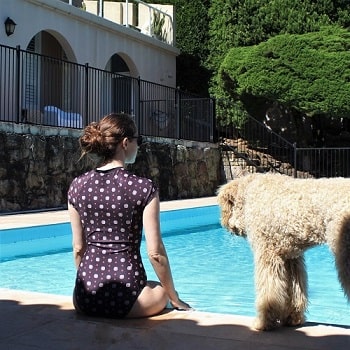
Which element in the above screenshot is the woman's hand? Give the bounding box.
[170,297,193,311]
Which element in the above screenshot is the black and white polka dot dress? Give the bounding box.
[68,167,157,318]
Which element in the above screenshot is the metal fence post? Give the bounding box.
[125,0,129,27]
[211,98,217,143]
[98,0,104,17]
[175,87,180,139]
[84,63,89,127]
[15,45,20,124]
[293,142,297,178]
[136,76,141,129]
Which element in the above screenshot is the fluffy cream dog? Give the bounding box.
[217,173,350,331]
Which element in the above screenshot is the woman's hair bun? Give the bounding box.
[80,122,106,155]
[79,113,136,161]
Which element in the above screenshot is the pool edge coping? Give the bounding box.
[0,196,218,230]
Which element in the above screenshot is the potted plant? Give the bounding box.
[152,10,166,41]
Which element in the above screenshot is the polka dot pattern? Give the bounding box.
[68,167,157,318]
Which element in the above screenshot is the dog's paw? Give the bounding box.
[285,313,305,327]
[252,317,279,331]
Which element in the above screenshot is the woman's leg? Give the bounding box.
[72,286,85,314]
[127,281,168,318]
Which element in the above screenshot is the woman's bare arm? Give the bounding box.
[143,194,191,309]
[68,203,86,269]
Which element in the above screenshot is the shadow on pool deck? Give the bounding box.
[0,289,349,350]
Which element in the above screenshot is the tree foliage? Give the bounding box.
[142,0,210,95]
[141,0,209,58]
[173,0,210,95]
[219,26,350,119]
[208,0,350,96]
[216,26,350,146]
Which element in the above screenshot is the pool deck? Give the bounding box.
[1,197,350,350]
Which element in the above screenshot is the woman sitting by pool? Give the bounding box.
[67,113,191,318]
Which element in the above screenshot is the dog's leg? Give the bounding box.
[253,250,290,331]
[332,214,350,300]
[284,256,307,327]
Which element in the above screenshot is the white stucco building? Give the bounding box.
[0,0,181,127]
[1,0,178,86]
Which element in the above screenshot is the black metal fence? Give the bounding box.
[0,44,215,142]
[218,109,350,178]
[2,43,350,177]
[294,147,350,178]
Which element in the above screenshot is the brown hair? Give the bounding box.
[79,113,137,162]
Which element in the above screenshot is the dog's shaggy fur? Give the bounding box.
[217,173,350,331]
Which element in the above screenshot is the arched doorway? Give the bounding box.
[22,31,81,126]
[105,53,138,116]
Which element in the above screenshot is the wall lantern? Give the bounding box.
[5,17,16,36]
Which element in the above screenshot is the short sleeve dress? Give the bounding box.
[67,167,157,318]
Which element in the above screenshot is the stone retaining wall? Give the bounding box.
[0,123,223,212]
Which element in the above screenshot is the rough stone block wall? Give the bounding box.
[0,123,223,213]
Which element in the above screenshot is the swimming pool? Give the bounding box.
[1,205,350,326]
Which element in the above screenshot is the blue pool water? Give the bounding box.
[1,205,350,326]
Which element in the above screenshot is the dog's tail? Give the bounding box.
[334,213,350,301]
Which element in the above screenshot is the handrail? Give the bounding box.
[127,0,174,44]
[130,0,174,28]
[218,110,350,178]
[78,0,174,45]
